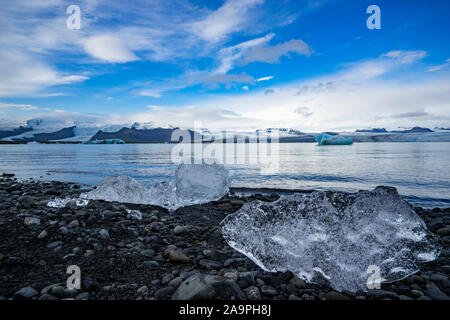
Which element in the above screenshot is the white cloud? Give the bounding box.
[427,58,450,72]
[0,103,39,110]
[380,50,427,64]
[134,90,162,98]
[128,53,450,131]
[81,35,139,63]
[192,0,264,42]
[0,50,88,97]
[256,76,274,82]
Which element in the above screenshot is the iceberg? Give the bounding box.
[83,163,231,211]
[84,138,125,144]
[220,186,441,293]
[316,133,353,145]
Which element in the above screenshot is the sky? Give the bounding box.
[0,0,449,132]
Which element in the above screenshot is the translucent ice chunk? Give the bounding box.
[220,186,441,293]
[174,163,232,205]
[126,209,142,220]
[83,163,231,211]
[316,133,353,145]
[84,176,149,204]
[47,198,89,208]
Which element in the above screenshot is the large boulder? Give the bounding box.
[171,273,245,300]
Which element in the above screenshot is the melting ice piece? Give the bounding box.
[83,163,231,211]
[47,198,89,208]
[84,176,149,204]
[126,209,142,220]
[316,133,353,145]
[220,186,441,293]
[174,163,232,205]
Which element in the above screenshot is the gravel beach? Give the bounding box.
[0,173,449,300]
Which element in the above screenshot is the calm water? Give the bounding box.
[0,142,449,208]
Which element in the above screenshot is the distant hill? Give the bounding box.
[390,127,433,133]
[13,126,76,142]
[355,128,388,133]
[89,127,197,143]
[0,126,32,139]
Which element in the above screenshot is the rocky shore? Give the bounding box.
[0,173,449,300]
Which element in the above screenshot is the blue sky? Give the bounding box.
[0,0,449,131]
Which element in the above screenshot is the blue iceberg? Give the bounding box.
[84,138,126,144]
[316,133,353,145]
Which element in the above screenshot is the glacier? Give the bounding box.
[316,133,353,145]
[82,162,231,211]
[220,186,441,293]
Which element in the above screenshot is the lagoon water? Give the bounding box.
[0,142,449,208]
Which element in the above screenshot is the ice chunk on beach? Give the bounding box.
[174,163,231,204]
[220,186,441,293]
[84,176,149,204]
[47,198,89,208]
[83,163,231,211]
[316,133,353,145]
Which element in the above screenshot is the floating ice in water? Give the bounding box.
[84,138,125,144]
[220,186,441,293]
[47,198,89,208]
[83,163,231,211]
[316,133,353,145]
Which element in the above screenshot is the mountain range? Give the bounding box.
[1,118,450,143]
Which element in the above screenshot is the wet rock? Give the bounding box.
[164,248,190,263]
[168,277,183,288]
[75,292,89,300]
[15,286,38,299]
[172,274,245,300]
[244,286,261,300]
[37,230,48,239]
[65,201,78,210]
[51,285,65,297]
[366,290,400,300]
[260,285,277,297]
[99,229,110,239]
[68,219,79,228]
[325,291,351,300]
[199,259,222,270]
[425,282,449,300]
[137,286,149,295]
[289,276,306,289]
[46,241,63,249]
[18,195,36,209]
[24,217,40,225]
[437,227,450,236]
[173,225,189,235]
[154,287,175,299]
[239,272,255,286]
[2,173,14,177]
[141,249,155,258]
[83,277,100,292]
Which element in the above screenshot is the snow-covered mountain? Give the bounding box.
[1,117,450,143]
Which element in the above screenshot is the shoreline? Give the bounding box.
[0,174,449,300]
